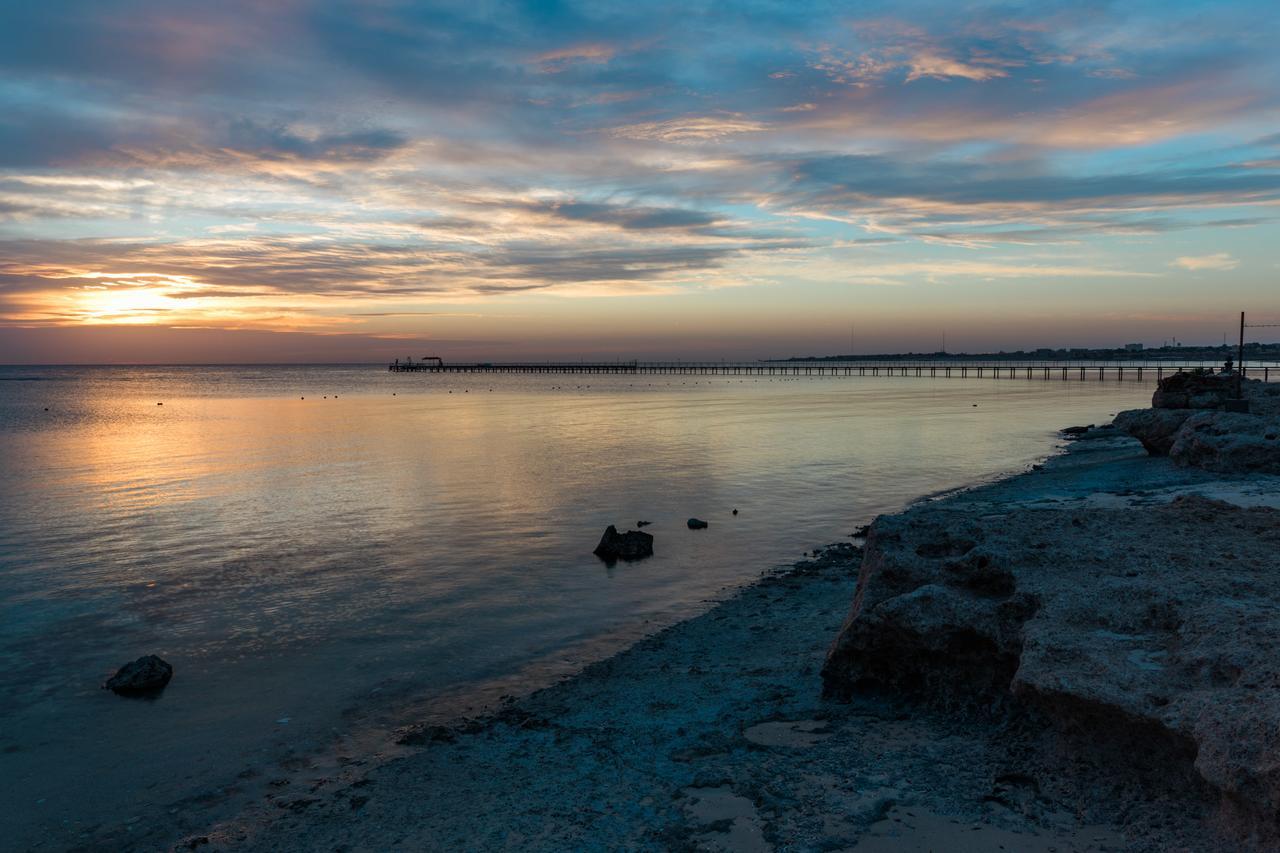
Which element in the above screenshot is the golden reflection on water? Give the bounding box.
[0,368,1153,852]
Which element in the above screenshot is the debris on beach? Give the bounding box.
[103,655,173,696]
[687,518,709,530]
[593,525,654,561]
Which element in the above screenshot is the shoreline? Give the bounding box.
[5,376,1154,853]
[169,425,1276,851]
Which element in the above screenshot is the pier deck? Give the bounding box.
[388,360,1279,382]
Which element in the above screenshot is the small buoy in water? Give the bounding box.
[972,403,978,407]
[732,508,738,515]
[301,396,305,400]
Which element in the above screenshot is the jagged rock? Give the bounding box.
[593,525,653,561]
[687,518,709,530]
[1113,408,1192,455]
[1114,372,1280,471]
[636,520,652,527]
[823,497,1280,844]
[1059,425,1091,437]
[103,654,173,695]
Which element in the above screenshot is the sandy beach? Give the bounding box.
[156,410,1280,852]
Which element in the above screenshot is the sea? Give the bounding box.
[0,364,1151,847]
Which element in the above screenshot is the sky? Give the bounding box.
[2,0,1279,363]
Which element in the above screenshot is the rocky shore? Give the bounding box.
[179,373,1278,851]
[826,371,1280,851]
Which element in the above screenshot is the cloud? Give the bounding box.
[609,116,770,143]
[534,43,617,72]
[1,0,1279,353]
[532,200,722,231]
[1171,253,1239,271]
[761,152,1280,238]
[220,119,408,164]
[844,259,1155,285]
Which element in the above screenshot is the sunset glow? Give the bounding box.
[2,1,1279,361]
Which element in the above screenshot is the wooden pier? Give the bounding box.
[388,359,1279,383]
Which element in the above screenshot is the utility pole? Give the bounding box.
[1237,311,1245,399]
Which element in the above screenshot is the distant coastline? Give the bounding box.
[779,340,1280,363]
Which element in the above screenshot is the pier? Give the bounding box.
[388,359,1279,382]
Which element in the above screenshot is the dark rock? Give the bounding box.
[850,524,871,539]
[1151,369,1238,410]
[103,654,173,695]
[914,535,976,558]
[1060,425,1091,436]
[636,520,652,527]
[593,525,654,561]
[686,518,709,530]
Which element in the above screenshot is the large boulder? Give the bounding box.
[593,525,653,561]
[1112,407,1192,455]
[1168,411,1280,474]
[1151,369,1239,409]
[103,654,173,695]
[822,497,1280,844]
[1113,373,1280,470]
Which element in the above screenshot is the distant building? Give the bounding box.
[1125,343,1144,352]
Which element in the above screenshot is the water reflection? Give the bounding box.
[0,367,1150,848]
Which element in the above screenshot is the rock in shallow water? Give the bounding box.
[593,525,654,561]
[103,654,173,695]
[687,518,709,530]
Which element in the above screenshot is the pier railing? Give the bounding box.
[388,359,1280,382]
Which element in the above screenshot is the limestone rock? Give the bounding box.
[822,497,1280,843]
[593,525,654,561]
[1115,372,1280,471]
[1167,411,1280,474]
[1112,407,1192,455]
[103,654,173,695]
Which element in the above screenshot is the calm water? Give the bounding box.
[0,365,1150,846]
